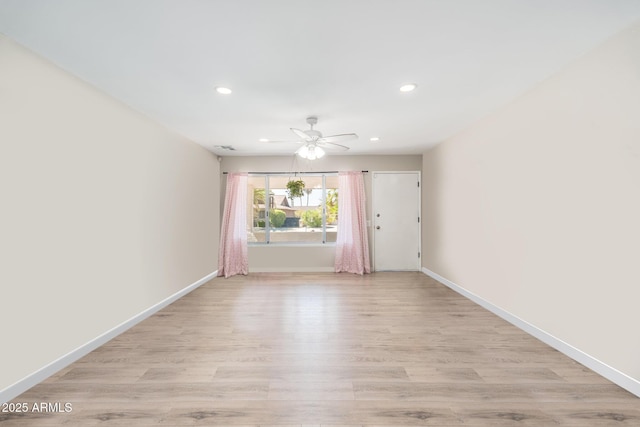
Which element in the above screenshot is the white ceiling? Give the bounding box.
[2,1,640,157]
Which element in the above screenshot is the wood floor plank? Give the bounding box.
[268,381,355,401]
[2,272,637,426]
[353,382,536,402]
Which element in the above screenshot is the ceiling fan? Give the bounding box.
[266,116,358,159]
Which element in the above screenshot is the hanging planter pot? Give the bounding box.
[286,178,305,207]
[286,178,306,200]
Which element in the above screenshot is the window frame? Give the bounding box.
[248,172,337,246]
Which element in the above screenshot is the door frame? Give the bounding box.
[371,171,421,272]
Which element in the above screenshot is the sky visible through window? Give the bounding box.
[270,188,323,207]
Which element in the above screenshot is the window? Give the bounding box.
[247,173,338,244]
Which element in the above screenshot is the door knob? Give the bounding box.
[376,226,381,230]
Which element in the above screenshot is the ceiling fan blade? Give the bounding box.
[317,133,358,143]
[317,141,350,151]
[290,128,310,140]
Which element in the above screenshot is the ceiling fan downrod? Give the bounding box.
[306,116,318,130]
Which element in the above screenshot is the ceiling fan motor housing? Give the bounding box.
[305,129,322,139]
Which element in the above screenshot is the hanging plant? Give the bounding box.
[286,179,306,200]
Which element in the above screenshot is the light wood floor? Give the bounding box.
[2,272,638,426]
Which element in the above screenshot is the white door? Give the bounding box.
[372,172,421,271]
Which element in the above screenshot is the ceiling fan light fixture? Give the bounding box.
[399,83,417,92]
[297,144,325,160]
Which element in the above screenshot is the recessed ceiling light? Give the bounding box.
[370,137,380,142]
[399,83,417,92]
[215,86,232,95]
[259,138,269,142]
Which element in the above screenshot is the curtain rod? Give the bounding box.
[222,171,368,175]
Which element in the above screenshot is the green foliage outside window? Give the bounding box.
[253,188,266,205]
[269,209,286,228]
[325,189,338,224]
[301,209,322,228]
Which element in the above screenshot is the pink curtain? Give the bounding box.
[218,173,248,278]
[335,171,371,274]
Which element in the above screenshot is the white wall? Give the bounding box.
[221,155,421,271]
[0,35,220,399]
[422,22,640,392]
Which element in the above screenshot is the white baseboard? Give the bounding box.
[0,270,218,404]
[421,267,640,398]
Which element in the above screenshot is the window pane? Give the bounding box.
[325,175,339,243]
[247,174,338,244]
[248,176,266,243]
[267,175,320,243]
